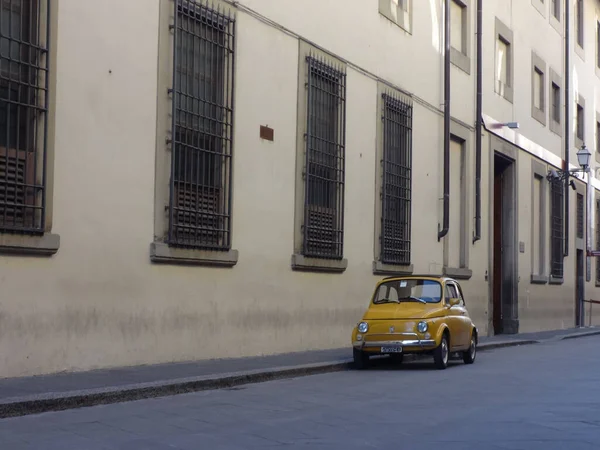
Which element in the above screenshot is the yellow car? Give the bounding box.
[351,275,478,370]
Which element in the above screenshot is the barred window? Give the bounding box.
[552,0,560,20]
[551,83,560,124]
[0,0,49,233]
[577,193,584,239]
[380,92,412,266]
[596,199,600,283]
[576,0,583,48]
[550,179,564,279]
[169,0,234,250]
[302,56,346,259]
[576,104,584,141]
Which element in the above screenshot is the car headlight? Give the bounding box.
[417,321,428,333]
[358,322,369,333]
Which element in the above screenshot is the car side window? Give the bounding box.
[445,284,463,305]
[450,283,465,306]
[455,283,466,306]
[444,285,454,304]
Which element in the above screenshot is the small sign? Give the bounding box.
[400,280,407,287]
[519,241,525,253]
[260,125,274,141]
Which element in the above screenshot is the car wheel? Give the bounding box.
[353,348,370,370]
[433,333,449,370]
[463,333,477,365]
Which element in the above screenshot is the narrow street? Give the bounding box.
[2,336,599,449]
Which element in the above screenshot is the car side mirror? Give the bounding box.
[448,297,461,307]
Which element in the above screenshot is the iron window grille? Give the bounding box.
[169,0,235,250]
[596,199,600,283]
[302,55,346,260]
[550,178,564,279]
[576,193,584,239]
[380,92,413,266]
[0,0,49,234]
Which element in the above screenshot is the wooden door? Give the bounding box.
[493,171,503,334]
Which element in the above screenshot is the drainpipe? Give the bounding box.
[564,0,570,256]
[586,165,592,321]
[473,0,483,244]
[438,0,451,241]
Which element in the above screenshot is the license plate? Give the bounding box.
[381,346,402,353]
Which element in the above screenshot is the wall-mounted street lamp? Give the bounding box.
[546,144,592,181]
[491,121,520,130]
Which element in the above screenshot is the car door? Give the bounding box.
[448,281,470,349]
[443,283,465,350]
[453,282,473,345]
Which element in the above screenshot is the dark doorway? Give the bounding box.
[576,249,584,327]
[492,152,517,335]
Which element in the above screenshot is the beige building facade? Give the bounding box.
[0,0,599,378]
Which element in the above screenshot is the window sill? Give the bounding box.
[550,119,562,137]
[0,232,60,257]
[372,261,414,276]
[495,81,514,103]
[575,43,585,61]
[549,276,564,285]
[530,274,548,285]
[549,14,562,35]
[532,108,546,127]
[378,12,412,35]
[150,242,238,267]
[443,267,473,280]
[450,48,471,75]
[291,254,348,273]
[444,267,473,280]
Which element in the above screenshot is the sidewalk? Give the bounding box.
[1,327,599,419]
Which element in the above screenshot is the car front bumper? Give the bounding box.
[353,339,437,349]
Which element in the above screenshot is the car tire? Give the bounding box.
[462,332,477,365]
[433,333,449,370]
[353,348,370,370]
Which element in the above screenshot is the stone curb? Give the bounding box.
[1,331,597,419]
[477,339,540,350]
[558,329,600,340]
[0,360,353,419]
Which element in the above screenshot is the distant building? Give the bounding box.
[0,0,599,378]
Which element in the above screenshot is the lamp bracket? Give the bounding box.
[546,168,586,182]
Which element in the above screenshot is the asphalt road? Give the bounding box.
[2,336,600,449]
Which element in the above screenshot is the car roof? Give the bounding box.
[380,274,456,283]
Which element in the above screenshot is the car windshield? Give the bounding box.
[373,279,442,304]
